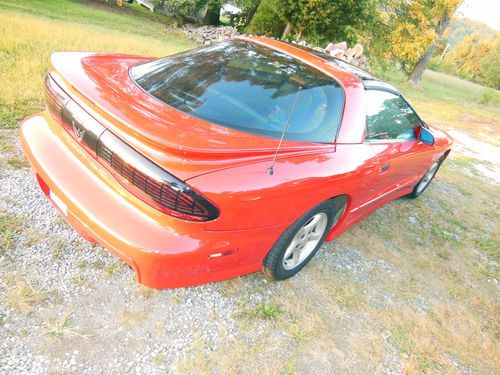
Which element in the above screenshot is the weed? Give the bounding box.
[449,288,460,300]
[238,303,280,320]
[254,303,279,320]
[104,261,123,277]
[152,353,165,365]
[72,274,88,287]
[44,311,84,340]
[289,321,310,343]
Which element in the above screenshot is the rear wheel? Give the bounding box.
[263,201,336,280]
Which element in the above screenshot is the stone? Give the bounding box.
[325,42,335,52]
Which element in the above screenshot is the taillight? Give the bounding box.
[45,74,106,157]
[44,74,218,222]
[44,74,70,120]
[96,132,219,221]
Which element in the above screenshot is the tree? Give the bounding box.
[441,32,500,88]
[245,0,286,37]
[247,0,378,45]
[203,0,223,25]
[408,0,462,84]
[480,48,500,89]
[234,0,261,27]
[380,0,462,83]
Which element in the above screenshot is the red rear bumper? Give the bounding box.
[20,113,287,288]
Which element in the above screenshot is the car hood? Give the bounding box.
[51,52,333,181]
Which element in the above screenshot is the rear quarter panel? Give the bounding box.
[188,144,380,231]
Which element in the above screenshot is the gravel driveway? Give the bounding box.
[0,159,407,374]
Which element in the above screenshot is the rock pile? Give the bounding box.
[293,40,369,70]
[179,25,368,70]
[180,24,240,45]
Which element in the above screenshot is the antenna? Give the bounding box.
[267,86,302,176]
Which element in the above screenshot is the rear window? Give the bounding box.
[130,40,344,143]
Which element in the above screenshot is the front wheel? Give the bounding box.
[408,158,442,198]
[262,201,336,280]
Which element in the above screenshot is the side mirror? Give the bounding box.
[418,127,435,146]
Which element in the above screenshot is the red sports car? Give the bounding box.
[20,37,452,288]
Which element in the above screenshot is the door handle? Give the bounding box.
[380,163,390,172]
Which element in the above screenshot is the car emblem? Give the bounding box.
[72,118,85,142]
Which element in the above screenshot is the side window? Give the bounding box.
[365,90,421,141]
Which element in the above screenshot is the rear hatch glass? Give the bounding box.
[130,40,344,143]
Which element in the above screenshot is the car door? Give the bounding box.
[360,89,435,210]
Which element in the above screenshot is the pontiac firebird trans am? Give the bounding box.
[20,37,452,288]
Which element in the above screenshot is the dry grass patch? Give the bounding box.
[116,308,147,329]
[379,301,500,374]
[0,130,15,153]
[6,155,29,169]
[0,211,23,253]
[5,274,48,313]
[23,229,45,248]
[177,333,290,375]
[135,285,159,299]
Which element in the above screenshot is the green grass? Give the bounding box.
[0,0,195,129]
[0,0,179,39]
[239,303,280,320]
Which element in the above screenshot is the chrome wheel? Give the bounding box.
[282,212,328,270]
[416,161,440,194]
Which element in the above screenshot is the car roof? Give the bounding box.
[274,40,401,95]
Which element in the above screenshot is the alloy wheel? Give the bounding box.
[282,212,328,270]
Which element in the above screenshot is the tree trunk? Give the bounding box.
[244,0,261,27]
[203,1,221,26]
[282,22,293,39]
[437,43,450,65]
[409,13,451,84]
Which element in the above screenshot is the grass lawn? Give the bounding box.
[0,0,195,129]
[388,70,500,145]
[0,1,499,374]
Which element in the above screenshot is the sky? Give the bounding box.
[458,0,500,30]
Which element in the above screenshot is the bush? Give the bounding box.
[245,0,285,37]
[480,49,500,89]
[478,88,499,105]
[154,0,206,22]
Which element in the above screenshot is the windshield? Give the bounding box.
[130,40,344,143]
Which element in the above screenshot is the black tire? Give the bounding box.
[408,156,444,198]
[262,200,336,280]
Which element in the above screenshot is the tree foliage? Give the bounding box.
[444,16,497,47]
[439,33,500,88]
[247,0,378,45]
[380,0,462,75]
[245,0,286,37]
